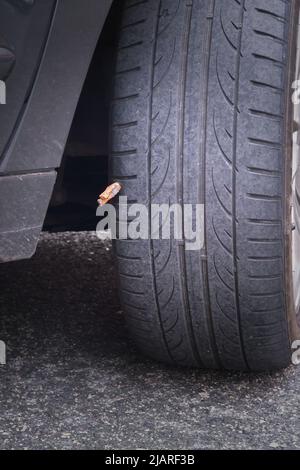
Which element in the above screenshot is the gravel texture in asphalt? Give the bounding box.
[0,231,299,450]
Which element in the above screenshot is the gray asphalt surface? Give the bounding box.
[0,231,299,450]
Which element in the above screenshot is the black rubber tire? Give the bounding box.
[110,0,300,371]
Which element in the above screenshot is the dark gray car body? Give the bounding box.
[0,0,112,262]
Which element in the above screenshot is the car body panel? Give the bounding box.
[0,0,113,262]
[0,0,56,159]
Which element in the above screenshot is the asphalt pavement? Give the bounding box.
[0,232,299,450]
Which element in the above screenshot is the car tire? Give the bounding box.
[110,0,300,370]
